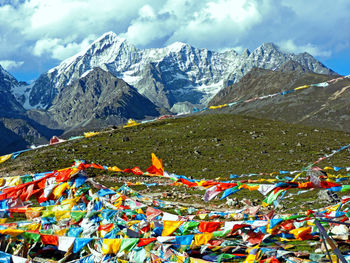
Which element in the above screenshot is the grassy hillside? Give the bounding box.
[0,113,349,213]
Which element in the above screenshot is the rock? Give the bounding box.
[331,225,348,240]
[122,136,130,142]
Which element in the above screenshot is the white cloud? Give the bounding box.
[20,0,144,40]
[278,40,332,57]
[121,0,262,50]
[0,0,350,77]
[33,38,60,57]
[139,4,156,19]
[0,60,24,71]
[33,36,95,60]
[205,0,260,24]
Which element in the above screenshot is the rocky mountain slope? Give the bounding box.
[28,68,163,134]
[0,34,342,154]
[25,32,335,113]
[0,66,62,154]
[0,65,26,117]
[0,63,165,154]
[209,65,350,131]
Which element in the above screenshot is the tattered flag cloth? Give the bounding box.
[0,152,348,262]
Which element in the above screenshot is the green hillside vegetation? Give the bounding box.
[0,113,349,213]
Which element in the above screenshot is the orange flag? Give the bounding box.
[147,153,164,175]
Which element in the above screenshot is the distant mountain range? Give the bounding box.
[22,32,335,112]
[0,32,344,153]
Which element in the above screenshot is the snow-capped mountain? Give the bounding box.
[0,64,63,154]
[0,64,26,116]
[26,32,335,113]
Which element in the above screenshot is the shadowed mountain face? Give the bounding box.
[0,65,63,154]
[0,117,63,155]
[209,65,350,131]
[0,120,28,155]
[0,64,163,153]
[28,67,163,134]
[0,65,25,117]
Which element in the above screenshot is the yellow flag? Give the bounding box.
[289,226,311,240]
[84,131,100,138]
[162,221,183,236]
[5,176,22,186]
[194,232,213,246]
[61,197,80,206]
[108,166,122,172]
[52,182,68,199]
[190,258,212,263]
[55,228,68,236]
[294,85,310,90]
[23,223,40,231]
[0,229,24,237]
[0,154,12,164]
[102,239,121,254]
[198,214,207,220]
[123,119,140,128]
[243,244,261,263]
[55,210,71,221]
[328,203,341,212]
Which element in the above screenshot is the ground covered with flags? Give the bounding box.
[0,151,349,262]
[0,114,350,262]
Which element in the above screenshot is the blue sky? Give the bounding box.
[0,0,349,81]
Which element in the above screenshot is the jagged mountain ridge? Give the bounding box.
[0,67,61,154]
[0,64,164,153]
[208,66,350,132]
[26,32,336,112]
[0,65,26,117]
[27,67,163,133]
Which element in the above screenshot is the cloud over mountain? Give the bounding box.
[0,0,350,79]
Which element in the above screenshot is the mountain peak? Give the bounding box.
[166,41,189,52]
[241,48,251,57]
[93,31,125,45]
[0,64,16,83]
[49,31,134,75]
[260,42,280,50]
